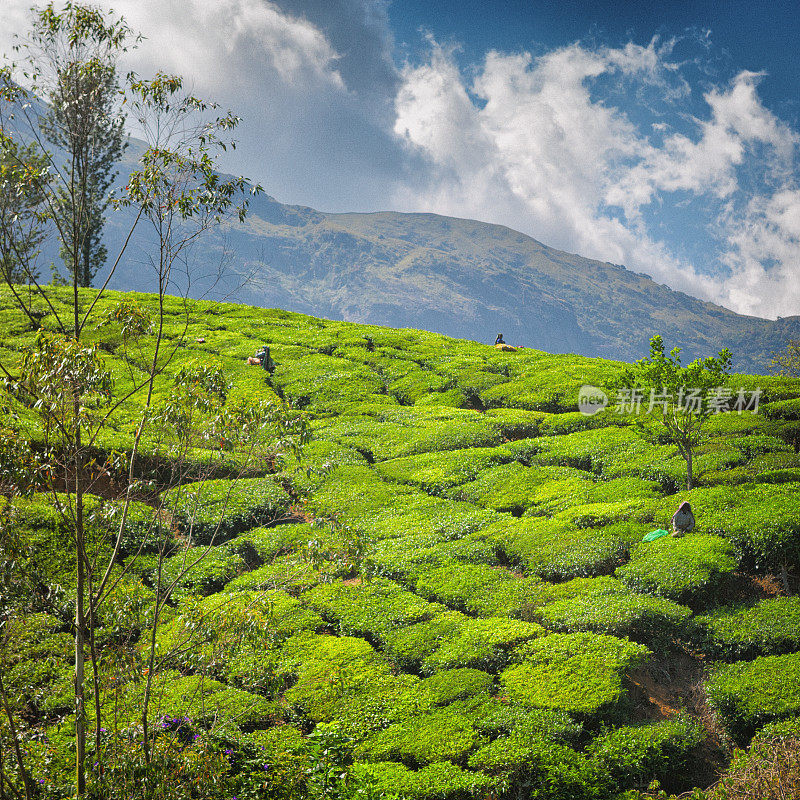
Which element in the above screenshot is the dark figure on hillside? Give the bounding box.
[247,345,275,373]
[495,333,505,345]
[671,501,695,538]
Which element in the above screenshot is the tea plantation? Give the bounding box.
[3,288,800,799]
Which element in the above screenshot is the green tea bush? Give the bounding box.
[681,483,800,573]
[383,611,545,674]
[412,562,546,618]
[616,535,737,603]
[500,633,651,718]
[2,613,73,715]
[537,591,692,645]
[271,353,387,412]
[374,446,512,493]
[450,462,575,513]
[586,715,703,791]
[414,669,495,706]
[467,735,602,798]
[706,652,800,743]
[163,477,291,544]
[110,500,175,556]
[497,518,629,580]
[371,530,501,580]
[108,671,279,732]
[226,553,319,593]
[157,544,247,596]
[303,578,444,640]
[483,408,545,439]
[226,522,315,563]
[355,704,481,766]
[695,597,800,659]
[279,632,393,722]
[352,759,496,800]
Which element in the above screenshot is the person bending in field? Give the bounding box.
[671,501,695,538]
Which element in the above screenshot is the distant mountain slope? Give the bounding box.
[10,92,796,372]
[108,191,797,373]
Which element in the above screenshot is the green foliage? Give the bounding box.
[536,590,692,646]
[352,759,495,800]
[706,652,800,744]
[587,716,703,791]
[163,477,291,544]
[613,335,732,490]
[356,703,482,766]
[412,562,545,618]
[695,597,800,659]
[500,633,651,718]
[497,517,631,580]
[303,578,444,640]
[384,611,545,674]
[616,535,737,602]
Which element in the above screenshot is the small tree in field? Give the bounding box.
[615,335,732,490]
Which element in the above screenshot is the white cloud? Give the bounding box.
[392,39,800,317]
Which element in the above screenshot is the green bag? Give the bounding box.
[642,528,669,542]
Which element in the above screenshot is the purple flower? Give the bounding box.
[224,749,233,755]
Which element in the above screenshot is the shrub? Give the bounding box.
[467,736,602,798]
[303,578,444,641]
[415,669,495,707]
[497,518,630,580]
[163,477,291,544]
[374,446,512,493]
[537,591,692,646]
[108,671,280,732]
[225,553,319,594]
[705,652,800,744]
[586,715,703,791]
[355,704,481,766]
[695,597,800,659]
[616,535,737,603]
[279,632,393,722]
[352,759,496,800]
[500,633,651,718]
[413,562,546,618]
[383,611,545,674]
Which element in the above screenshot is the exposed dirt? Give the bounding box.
[629,649,729,791]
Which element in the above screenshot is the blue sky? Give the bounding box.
[2,0,799,319]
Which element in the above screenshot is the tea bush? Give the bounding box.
[303,578,444,641]
[414,669,495,707]
[536,591,692,646]
[352,759,496,800]
[412,562,546,618]
[706,652,800,743]
[500,633,651,718]
[279,632,394,722]
[383,611,546,673]
[374,446,512,493]
[586,715,703,791]
[616,535,737,603]
[355,703,482,766]
[497,517,630,580]
[163,477,291,544]
[695,597,800,659]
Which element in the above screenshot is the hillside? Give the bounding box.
[3,287,800,798]
[100,189,800,374]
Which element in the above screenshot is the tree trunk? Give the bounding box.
[74,411,86,798]
[685,448,693,491]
